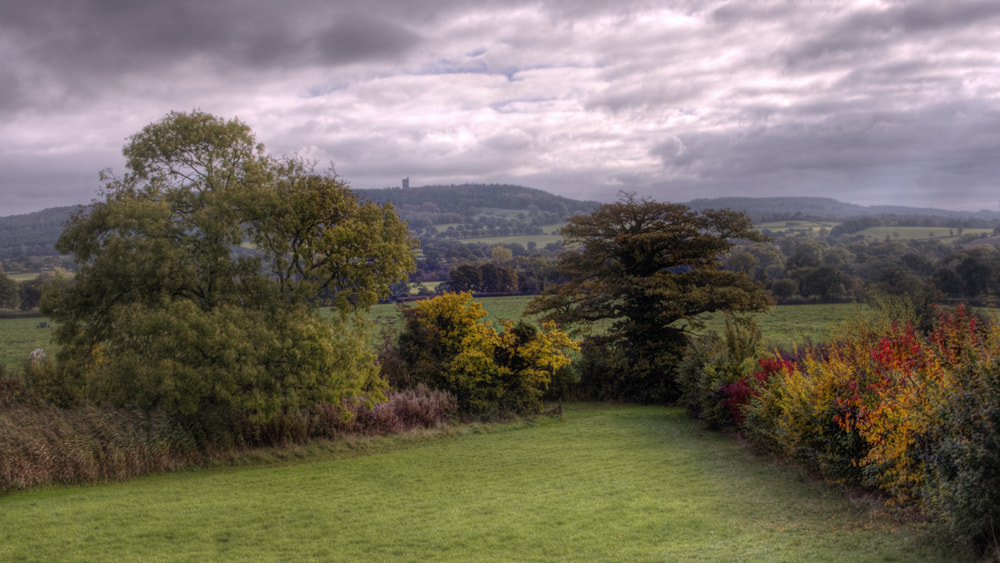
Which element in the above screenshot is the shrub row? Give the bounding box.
[682,304,1000,557]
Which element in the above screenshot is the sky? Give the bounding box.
[3,0,1000,216]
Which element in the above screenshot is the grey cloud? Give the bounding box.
[710,1,800,25]
[4,0,1000,215]
[315,12,422,65]
[648,100,1000,208]
[0,152,102,215]
[0,0,429,115]
[783,1,1000,70]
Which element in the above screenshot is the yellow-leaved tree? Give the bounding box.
[394,292,577,415]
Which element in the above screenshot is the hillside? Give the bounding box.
[354,184,598,241]
[0,206,76,261]
[3,190,1000,262]
[685,196,1000,221]
[356,183,596,215]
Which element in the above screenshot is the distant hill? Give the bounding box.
[354,183,599,216]
[684,196,1000,221]
[3,190,1000,262]
[0,206,76,261]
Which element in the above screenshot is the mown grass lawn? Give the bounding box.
[0,404,965,562]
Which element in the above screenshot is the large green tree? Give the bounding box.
[527,192,772,402]
[42,111,416,419]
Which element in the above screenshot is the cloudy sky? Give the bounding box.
[3,0,1000,216]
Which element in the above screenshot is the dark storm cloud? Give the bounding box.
[315,12,422,65]
[0,0,427,114]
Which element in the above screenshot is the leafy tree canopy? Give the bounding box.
[527,192,772,402]
[42,111,417,419]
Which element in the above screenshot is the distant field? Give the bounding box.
[424,230,563,248]
[698,303,868,350]
[757,220,840,235]
[0,300,881,372]
[857,226,994,241]
[5,273,41,282]
[374,298,866,351]
[475,207,529,218]
[457,232,563,247]
[0,317,53,372]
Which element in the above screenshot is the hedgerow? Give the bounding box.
[690,302,1000,557]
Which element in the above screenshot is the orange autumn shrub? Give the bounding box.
[737,303,1000,556]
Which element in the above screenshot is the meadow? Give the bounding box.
[856,226,994,241]
[757,220,840,235]
[0,317,52,372]
[0,403,964,562]
[374,297,866,350]
[0,300,869,372]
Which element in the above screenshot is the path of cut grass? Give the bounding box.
[0,404,965,561]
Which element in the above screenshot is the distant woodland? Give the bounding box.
[5,185,1000,309]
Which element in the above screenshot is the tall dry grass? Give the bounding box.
[0,401,204,492]
[0,377,457,494]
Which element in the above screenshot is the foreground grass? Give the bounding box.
[0,404,964,562]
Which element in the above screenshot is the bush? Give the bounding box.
[676,314,764,427]
[392,292,577,415]
[323,385,457,436]
[742,345,869,484]
[734,302,1000,557]
[575,335,684,404]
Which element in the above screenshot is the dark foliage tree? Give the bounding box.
[0,272,19,309]
[18,275,45,311]
[527,192,773,403]
[479,263,518,293]
[448,263,483,292]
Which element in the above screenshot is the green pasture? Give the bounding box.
[423,229,563,248]
[374,298,868,351]
[451,232,563,248]
[856,226,994,242]
[698,303,869,350]
[0,300,870,372]
[4,273,40,282]
[0,403,962,562]
[475,207,530,218]
[0,317,53,373]
[757,220,840,235]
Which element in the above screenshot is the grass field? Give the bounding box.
[856,226,994,241]
[450,232,564,248]
[0,300,870,372]
[757,220,840,235]
[0,403,964,562]
[4,273,40,282]
[699,303,869,350]
[0,317,53,373]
